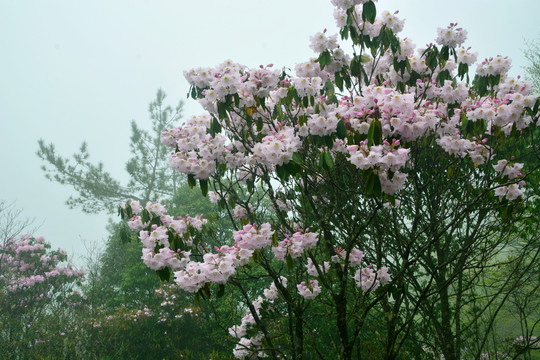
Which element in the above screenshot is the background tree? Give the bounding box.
[37,89,184,213]
[524,37,540,92]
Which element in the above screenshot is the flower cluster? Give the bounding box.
[354,265,391,292]
[272,229,318,262]
[492,159,525,200]
[309,29,338,53]
[252,126,301,167]
[233,223,274,250]
[0,235,85,304]
[436,23,468,48]
[297,280,322,299]
[476,55,512,77]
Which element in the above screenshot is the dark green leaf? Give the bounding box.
[367,119,382,146]
[350,57,360,77]
[362,1,376,24]
[188,174,196,188]
[286,254,294,271]
[336,119,347,139]
[156,267,171,282]
[199,179,208,197]
[213,117,222,134]
[119,225,130,244]
[247,178,255,193]
[441,45,449,61]
[217,284,225,298]
[217,102,228,120]
[335,72,344,91]
[276,164,288,181]
[324,151,334,170]
[292,152,303,165]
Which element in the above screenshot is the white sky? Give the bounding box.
[1,0,539,266]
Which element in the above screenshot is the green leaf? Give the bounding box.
[447,164,455,177]
[199,179,208,197]
[350,56,360,77]
[187,174,196,188]
[324,135,334,148]
[324,79,335,97]
[362,1,376,24]
[458,63,468,79]
[203,283,211,299]
[335,72,344,91]
[373,175,382,197]
[217,102,228,120]
[441,45,449,61]
[276,164,288,181]
[318,50,332,69]
[501,204,513,222]
[319,151,325,169]
[365,171,381,197]
[292,152,303,165]
[284,161,300,177]
[324,151,334,170]
[427,50,438,70]
[367,119,382,146]
[286,254,294,271]
[119,225,130,244]
[533,98,540,115]
[213,117,222,134]
[365,171,375,194]
[216,284,225,298]
[385,194,396,207]
[141,209,150,223]
[336,119,347,139]
[156,267,171,282]
[247,178,255,193]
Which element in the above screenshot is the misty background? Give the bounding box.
[1,0,538,265]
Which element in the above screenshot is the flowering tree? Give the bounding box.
[118,0,539,359]
[0,234,86,359]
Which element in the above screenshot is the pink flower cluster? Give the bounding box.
[233,223,274,250]
[0,234,85,306]
[297,280,322,299]
[436,23,468,48]
[309,29,338,53]
[252,126,301,167]
[476,55,512,77]
[354,265,391,292]
[272,229,319,261]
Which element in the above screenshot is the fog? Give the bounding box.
[1,0,538,266]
